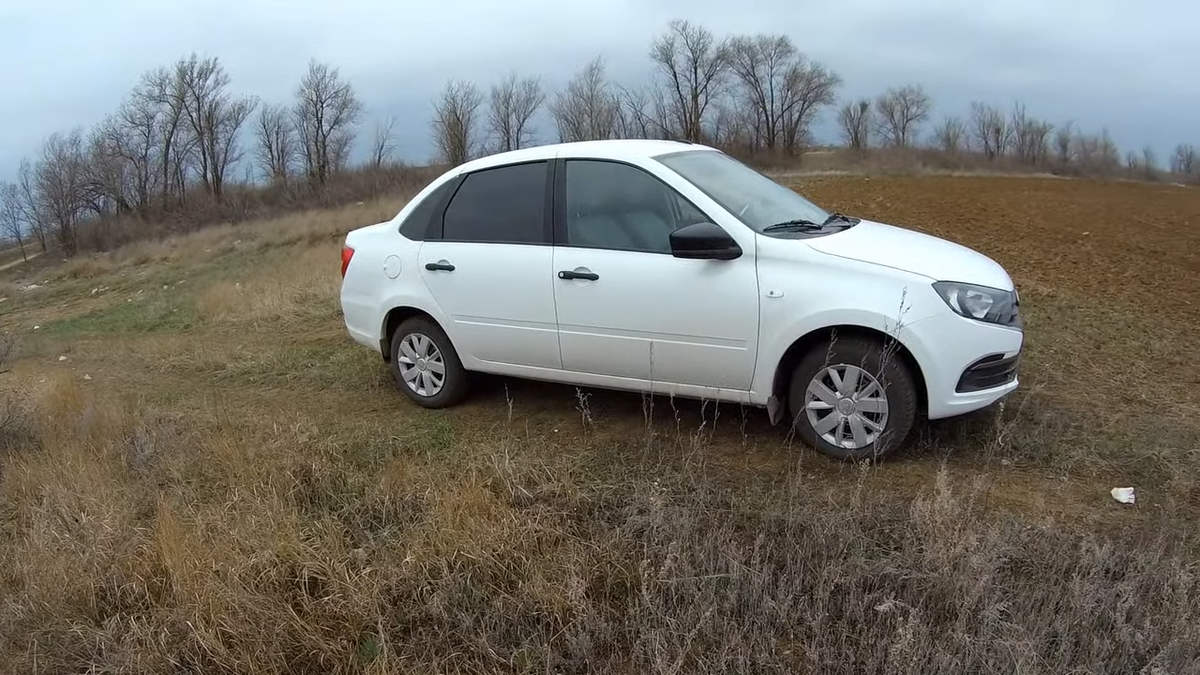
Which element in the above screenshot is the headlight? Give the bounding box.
[932,281,1019,327]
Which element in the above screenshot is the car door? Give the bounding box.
[418,159,562,370]
[551,157,760,391]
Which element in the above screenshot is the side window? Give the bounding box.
[398,178,456,240]
[563,160,706,254]
[442,161,548,244]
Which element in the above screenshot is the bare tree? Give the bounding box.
[211,95,258,192]
[15,160,47,252]
[488,73,545,152]
[1125,149,1141,172]
[837,99,871,152]
[613,84,665,140]
[370,114,399,168]
[648,20,730,142]
[293,59,363,185]
[550,57,622,143]
[174,54,258,200]
[1141,145,1159,179]
[139,65,189,204]
[90,88,164,214]
[874,84,931,148]
[726,34,840,155]
[1054,121,1075,166]
[1009,101,1053,166]
[707,96,760,149]
[84,120,134,217]
[969,101,1009,159]
[431,80,484,165]
[1073,128,1121,175]
[34,130,90,255]
[255,102,298,183]
[0,182,27,262]
[932,115,967,154]
[785,61,842,155]
[1096,128,1121,173]
[1171,143,1195,176]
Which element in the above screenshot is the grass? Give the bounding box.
[1,175,1199,674]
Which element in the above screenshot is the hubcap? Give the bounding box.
[397,333,446,397]
[804,364,889,450]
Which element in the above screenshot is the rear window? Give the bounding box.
[442,161,549,244]
[398,179,457,240]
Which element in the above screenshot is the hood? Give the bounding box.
[805,219,1014,290]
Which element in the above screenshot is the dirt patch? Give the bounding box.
[792,175,1200,321]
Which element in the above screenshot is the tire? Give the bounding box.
[389,316,470,409]
[787,334,919,462]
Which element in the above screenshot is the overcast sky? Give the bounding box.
[1,0,1196,181]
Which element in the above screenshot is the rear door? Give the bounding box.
[418,160,562,370]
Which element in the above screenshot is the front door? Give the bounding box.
[551,158,759,391]
[418,160,561,370]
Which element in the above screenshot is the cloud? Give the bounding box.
[1,0,1196,178]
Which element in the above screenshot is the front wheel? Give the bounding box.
[389,316,470,409]
[787,335,919,461]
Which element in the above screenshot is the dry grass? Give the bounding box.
[1,176,1199,674]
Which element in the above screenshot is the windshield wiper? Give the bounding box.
[762,218,826,233]
[822,212,857,226]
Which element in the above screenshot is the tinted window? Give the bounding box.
[442,161,547,244]
[398,178,456,240]
[563,160,706,254]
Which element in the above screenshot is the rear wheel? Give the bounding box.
[389,317,470,408]
[787,335,918,461]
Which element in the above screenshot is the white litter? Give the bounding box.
[57,355,67,362]
[83,374,92,381]
[1110,487,1136,504]
[32,325,40,330]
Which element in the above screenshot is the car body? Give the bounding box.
[339,139,1023,460]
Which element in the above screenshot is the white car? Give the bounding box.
[339,140,1022,460]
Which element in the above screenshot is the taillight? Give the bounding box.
[340,245,355,278]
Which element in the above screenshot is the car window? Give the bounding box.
[656,149,829,233]
[398,178,457,240]
[563,160,706,254]
[442,161,548,244]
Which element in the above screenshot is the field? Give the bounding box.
[1,174,1199,674]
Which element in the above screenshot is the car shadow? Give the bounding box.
[460,372,1002,463]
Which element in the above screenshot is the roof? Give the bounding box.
[454,139,717,174]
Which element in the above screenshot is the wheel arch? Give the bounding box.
[770,324,928,420]
[379,306,442,362]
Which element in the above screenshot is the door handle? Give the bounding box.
[425,261,455,272]
[558,269,599,281]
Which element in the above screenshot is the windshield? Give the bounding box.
[655,149,831,233]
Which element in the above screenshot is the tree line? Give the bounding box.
[2,19,1196,259]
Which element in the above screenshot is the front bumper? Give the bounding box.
[957,353,1020,393]
[903,310,1023,420]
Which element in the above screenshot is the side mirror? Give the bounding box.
[669,221,742,260]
